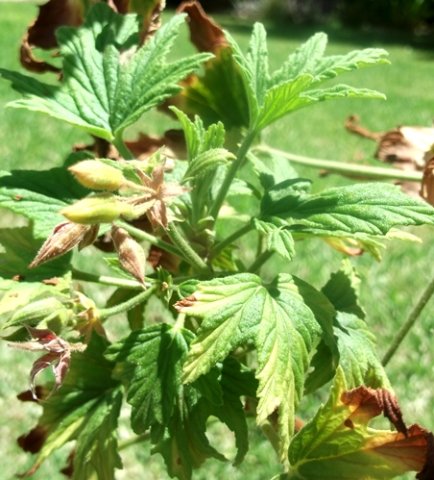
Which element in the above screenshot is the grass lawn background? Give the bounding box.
[0,2,434,479]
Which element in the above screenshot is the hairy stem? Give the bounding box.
[167,223,210,273]
[211,221,254,257]
[72,269,144,289]
[248,251,273,273]
[209,130,257,220]
[255,146,423,182]
[117,221,182,257]
[100,285,157,320]
[113,133,134,160]
[382,275,434,366]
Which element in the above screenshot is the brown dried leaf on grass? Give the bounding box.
[345,115,434,200]
[421,150,434,205]
[345,115,434,169]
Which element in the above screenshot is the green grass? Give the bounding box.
[1,3,434,479]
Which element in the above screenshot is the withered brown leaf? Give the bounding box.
[29,221,94,269]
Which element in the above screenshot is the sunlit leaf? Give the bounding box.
[176,273,321,459]
[287,368,433,480]
[262,182,434,237]
[17,334,122,479]
[1,4,211,142]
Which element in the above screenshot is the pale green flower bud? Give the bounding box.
[61,196,134,224]
[68,160,126,191]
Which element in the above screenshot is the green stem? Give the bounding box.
[71,269,144,289]
[100,285,156,320]
[113,132,134,160]
[167,223,210,273]
[255,146,423,182]
[118,432,150,451]
[211,221,254,257]
[117,221,182,257]
[248,251,273,273]
[382,274,434,366]
[209,130,257,220]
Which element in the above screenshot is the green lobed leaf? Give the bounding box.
[0,182,67,239]
[291,276,338,393]
[313,48,391,82]
[72,389,123,480]
[106,323,192,434]
[19,334,122,479]
[333,312,390,389]
[300,84,386,105]
[262,182,434,237]
[0,276,71,329]
[183,148,235,183]
[287,368,431,479]
[255,74,314,130]
[254,219,295,260]
[177,273,321,460]
[173,46,250,130]
[225,27,388,133]
[322,261,389,389]
[0,4,211,141]
[321,259,365,319]
[270,32,328,84]
[107,323,252,478]
[0,225,72,280]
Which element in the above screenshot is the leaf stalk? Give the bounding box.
[166,223,210,274]
[255,146,423,182]
[71,269,144,289]
[248,250,274,273]
[211,221,254,257]
[100,285,157,320]
[117,221,182,257]
[113,133,134,160]
[382,274,434,366]
[209,129,257,220]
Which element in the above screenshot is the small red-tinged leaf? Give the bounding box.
[9,327,84,398]
[287,368,434,479]
[135,164,186,229]
[15,335,122,479]
[29,221,91,268]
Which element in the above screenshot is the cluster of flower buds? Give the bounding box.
[29,158,184,287]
